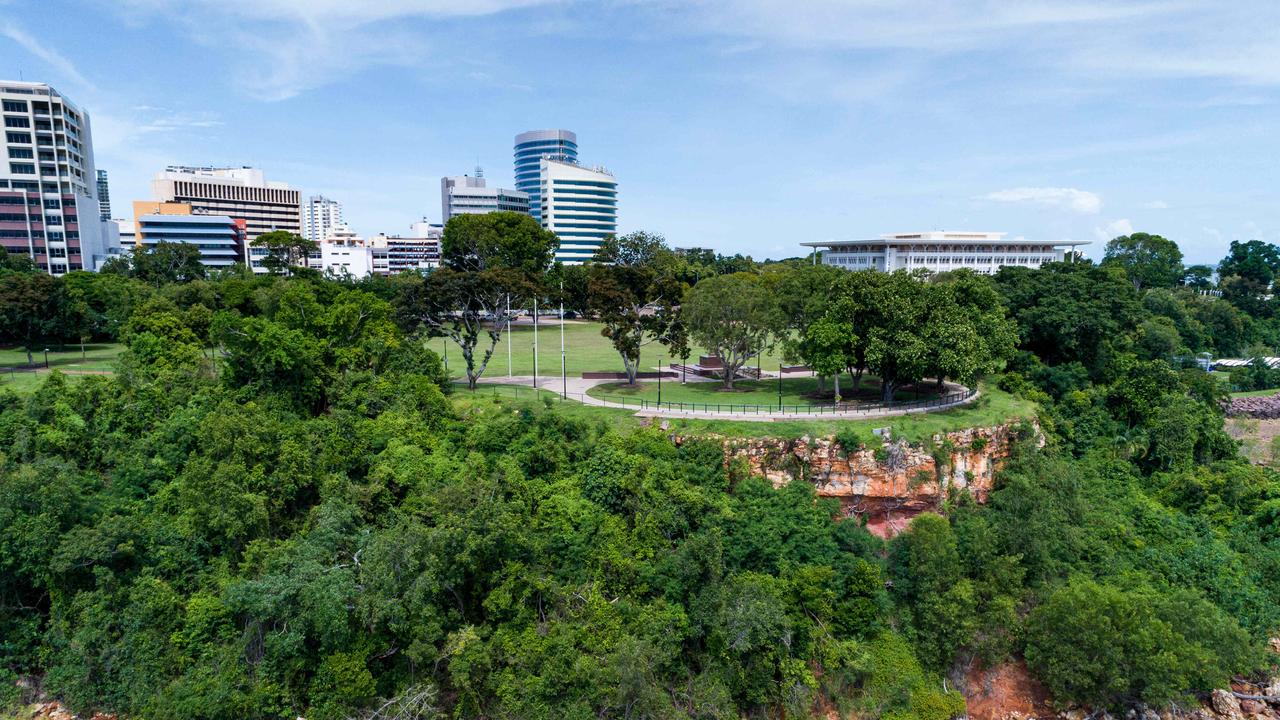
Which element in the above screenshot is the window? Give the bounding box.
[49,247,66,257]
[8,147,32,159]
[8,163,34,174]
[4,116,29,128]
[5,132,31,144]
[43,198,59,209]
[2,100,27,112]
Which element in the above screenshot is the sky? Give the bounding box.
[2,0,1278,264]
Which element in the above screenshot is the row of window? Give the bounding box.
[4,116,29,128]
[2,100,27,112]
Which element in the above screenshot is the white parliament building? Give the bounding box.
[802,231,1088,274]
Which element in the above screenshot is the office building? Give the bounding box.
[302,194,343,244]
[151,166,300,242]
[0,81,116,274]
[96,169,110,220]
[306,225,374,278]
[801,232,1088,275]
[539,158,617,264]
[441,172,529,222]
[133,201,247,268]
[514,129,577,223]
[370,221,442,274]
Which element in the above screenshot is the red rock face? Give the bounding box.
[719,424,1025,538]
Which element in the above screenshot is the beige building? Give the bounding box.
[151,166,299,243]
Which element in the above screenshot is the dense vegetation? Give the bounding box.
[2,229,1280,718]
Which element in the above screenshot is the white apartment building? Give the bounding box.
[802,232,1088,275]
[539,158,617,264]
[151,166,300,242]
[302,195,343,244]
[0,81,117,274]
[290,221,442,278]
[441,174,529,222]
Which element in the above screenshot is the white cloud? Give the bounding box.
[1094,218,1134,240]
[114,0,561,100]
[1141,200,1169,209]
[979,187,1102,214]
[0,19,95,90]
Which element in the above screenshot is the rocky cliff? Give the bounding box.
[716,423,1028,537]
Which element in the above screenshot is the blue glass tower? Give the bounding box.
[513,129,577,223]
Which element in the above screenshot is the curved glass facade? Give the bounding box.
[513,130,577,222]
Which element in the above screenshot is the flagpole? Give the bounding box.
[560,280,566,399]
[533,296,539,390]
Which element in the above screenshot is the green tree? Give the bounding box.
[682,273,782,390]
[587,232,684,384]
[1102,232,1184,291]
[108,241,208,285]
[441,211,559,275]
[0,270,64,365]
[251,230,317,276]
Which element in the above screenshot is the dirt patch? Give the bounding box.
[1226,418,1280,465]
[962,660,1053,720]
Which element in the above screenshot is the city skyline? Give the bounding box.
[2,2,1278,263]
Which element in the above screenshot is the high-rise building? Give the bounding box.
[132,201,247,268]
[539,158,617,264]
[0,81,117,274]
[302,194,343,244]
[441,172,529,222]
[151,166,300,243]
[96,169,110,220]
[514,129,577,223]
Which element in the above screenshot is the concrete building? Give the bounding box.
[151,166,300,242]
[514,129,577,223]
[539,157,617,264]
[370,221,442,274]
[96,169,110,220]
[302,194,343,244]
[306,224,374,278]
[441,172,529,222]
[0,81,117,274]
[801,231,1088,275]
[133,201,247,268]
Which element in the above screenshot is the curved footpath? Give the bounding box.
[470,373,978,422]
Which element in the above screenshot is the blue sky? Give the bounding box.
[2,0,1278,263]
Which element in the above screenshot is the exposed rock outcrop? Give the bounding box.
[1227,393,1280,418]
[714,423,1030,537]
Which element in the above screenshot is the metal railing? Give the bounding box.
[474,384,976,416]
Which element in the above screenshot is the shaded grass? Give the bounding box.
[0,342,125,372]
[455,381,1037,444]
[1230,388,1280,398]
[588,375,941,408]
[425,321,789,379]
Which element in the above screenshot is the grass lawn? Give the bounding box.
[424,321,789,379]
[1231,388,1280,398]
[0,342,125,373]
[456,381,1037,444]
[587,375,944,409]
[0,369,93,395]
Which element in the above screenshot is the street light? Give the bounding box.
[43,348,49,369]
[778,363,783,410]
[658,355,663,406]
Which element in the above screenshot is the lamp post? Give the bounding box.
[559,284,566,400]
[43,348,49,369]
[533,296,539,389]
[778,363,783,410]
[658,355,663,406]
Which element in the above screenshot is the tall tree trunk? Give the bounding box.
[853,367,864,396]
[882,379,896,403]
[26,347,33,366]
[833,373,841,403]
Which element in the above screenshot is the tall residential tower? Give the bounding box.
[513,129,577,224]
[302,195,343,244]
[0,81,116,274]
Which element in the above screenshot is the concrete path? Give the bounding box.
[467,372,978,422]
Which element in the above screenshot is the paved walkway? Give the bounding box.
[469,373,978,422]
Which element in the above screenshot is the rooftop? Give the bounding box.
[802,231,1088,248]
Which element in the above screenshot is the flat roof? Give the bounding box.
[801,237,1090,248]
